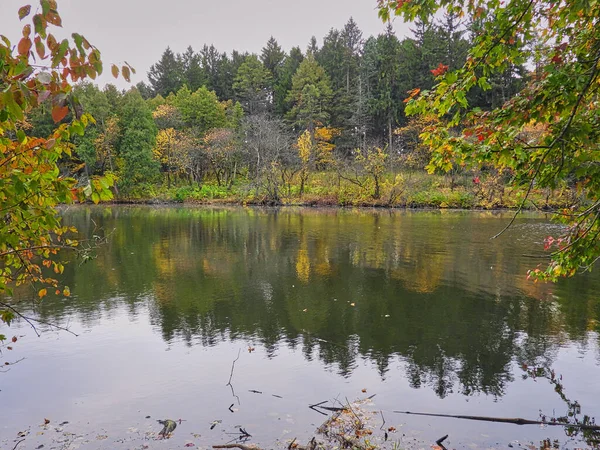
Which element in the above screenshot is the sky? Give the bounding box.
[0,0,413,89]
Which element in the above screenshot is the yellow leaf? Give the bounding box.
[38,288,47,298]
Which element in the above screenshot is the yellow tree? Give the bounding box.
[153,128,194,185]
[296,130,313,195]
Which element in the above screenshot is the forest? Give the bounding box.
[23,17,548,208]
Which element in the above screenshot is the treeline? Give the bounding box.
[27,16,527,202]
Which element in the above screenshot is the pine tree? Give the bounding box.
[274,46,304,116]
[286,56,333,132]
[233,55,272,114]
[180,46,207,91]
[148,47,183,97]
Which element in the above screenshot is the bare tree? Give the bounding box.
[242,114,298,203]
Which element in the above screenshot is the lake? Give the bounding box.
[1,206,599,449]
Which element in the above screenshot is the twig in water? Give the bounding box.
[12,439,25,450]
[227,349,241,386]
[436,434,449,450]
[228,403,235,413]
[227,349,241,405]
[288,438,297,450]
[344,397,363,429]
[380,410,388,441]
[309,400,328,408]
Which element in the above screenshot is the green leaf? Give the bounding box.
[16,130,26,143]
[51,39,69,67]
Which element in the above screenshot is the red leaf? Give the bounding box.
[46,10,62,27]
[431,63,449,77]
[51,105,69,123]
[18,37,32,56]
[12,336,17,343]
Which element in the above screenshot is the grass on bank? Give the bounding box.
[116,170,578,210]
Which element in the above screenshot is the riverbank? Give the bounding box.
[111,171,577,210]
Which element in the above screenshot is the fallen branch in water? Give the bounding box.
[436,434,449,450]
[394,411,600,430]
[213,444,262,450]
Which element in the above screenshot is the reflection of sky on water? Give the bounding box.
[1,206,600,449]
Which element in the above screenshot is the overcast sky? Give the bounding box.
[1,0,412,89]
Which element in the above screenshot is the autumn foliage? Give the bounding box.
[1,1,119,329]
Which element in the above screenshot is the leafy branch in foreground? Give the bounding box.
[378,0,600,281]
[1,1,121,328]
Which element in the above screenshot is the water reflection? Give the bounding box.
[20,206,600,401]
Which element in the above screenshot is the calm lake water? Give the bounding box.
[1,206,600,449]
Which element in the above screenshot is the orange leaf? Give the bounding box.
[38,288,47,298]
[18,37,32,56]
[122,65,131,82]
[18,5,31,20]
[111,64,119,79]
[51,105,69,123]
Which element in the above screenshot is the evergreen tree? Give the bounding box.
[365,25,403,149]
[233,55,272,114]
[148,47,183,97]
[180,46,207,91]
[307,36,319,56]
[260,37,286,78]
[286,56,333,131]
[136,81,154,100]
[274,46,304,116]
[261,37,286,113]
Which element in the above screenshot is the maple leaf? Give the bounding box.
[431,63,449,77]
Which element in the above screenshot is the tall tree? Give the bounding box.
[180,46,207,91]
[233,55,272,114]
[261,37,286,112]
[365,25,403,150]
[148,47,183,97]
[117,89,160,190]
[274,46,304,116]
[286,56,333,132]
[317,28,347,128]
[261,37,286,78]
